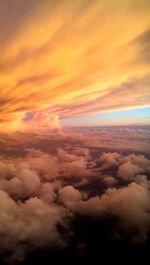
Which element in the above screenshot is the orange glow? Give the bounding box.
[0,0,150,131]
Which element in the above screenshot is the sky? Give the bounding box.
[61,106,150,126]
[0,0,150,131]
[1,2,150,263]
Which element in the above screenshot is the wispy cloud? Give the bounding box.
[0,0,150,131]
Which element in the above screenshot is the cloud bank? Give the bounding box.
[0,127,150,262]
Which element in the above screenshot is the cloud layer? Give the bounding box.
[0,127,150,262]
[0,0,150,131]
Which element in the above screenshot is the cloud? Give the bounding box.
[3,167,41,198]
[58,185,83,205]
[99,152,122,170]
[0,0,150,131]
[117,161,141,181]
[102,175,118,187]
[1,127,150,262]
[0,189,67,262]
[132,28,150,64]
[71,183,150,242]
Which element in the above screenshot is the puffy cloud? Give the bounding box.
[27,154,59,180]
[60,159,92,179]
[0,161,16,180]
[69,183,150,242]
[0,129,150,261]
[102,175,118,187]
[126,153,150,172]
[22,111,60,132]
[58,185,83,205]
[0,190,67,262]
[117,161,141,181]
[36,183,57,203]
[99,152,122,170]
[7,168,41,198]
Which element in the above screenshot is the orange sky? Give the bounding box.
[0,0,150,131]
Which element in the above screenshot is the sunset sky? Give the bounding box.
[0,0,150,131]
[1,2,150,264]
